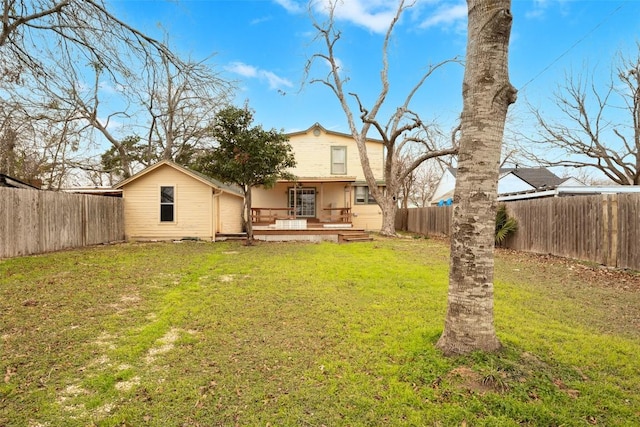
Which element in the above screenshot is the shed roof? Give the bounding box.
[113,160,243,197]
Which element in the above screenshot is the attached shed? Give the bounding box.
[114,160,243,241]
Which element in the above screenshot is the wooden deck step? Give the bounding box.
[338,231,373,243]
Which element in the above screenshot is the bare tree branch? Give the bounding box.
[522,44,640,185]
[304,0,461,235]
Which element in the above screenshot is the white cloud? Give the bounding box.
[225,62,293,90]
[329,2,400,34]
[260,70,294,90]
[98,80,126,95]
[274,0,468,34]
[226,62,259,78]
[317,0,401,34]
[273,0,304,14]
[274,0,400,34]
[526,0,573,19]
[250,15,272,25]
[419,2,467,30]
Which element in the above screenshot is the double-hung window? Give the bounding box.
[160,186,175,222]
[354,186,377,205]
[331,146,347,174]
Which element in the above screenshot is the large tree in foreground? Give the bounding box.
[436,0,517,355]
[195,106,296,242]
[523,43,640,185]
[307,0,458,236]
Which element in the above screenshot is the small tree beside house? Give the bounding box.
[195,105,296,242]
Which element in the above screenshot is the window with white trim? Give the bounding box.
[331,146,346,174]
[354,186,377,205]
[289,187,316,217]
[160,186,175,222]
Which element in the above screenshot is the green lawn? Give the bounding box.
[1,237,639,426]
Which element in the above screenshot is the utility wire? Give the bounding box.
[519,2,626,91]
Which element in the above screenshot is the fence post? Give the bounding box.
[602,194,619,267]
[610,194,618,268]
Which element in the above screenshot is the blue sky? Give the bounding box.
[107,0,640,137]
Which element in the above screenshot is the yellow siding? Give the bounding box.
[252,184,289,209]
[352,204,383,231]
[122,165,215,240]
[217,192,243,233]
[287,128,384,180]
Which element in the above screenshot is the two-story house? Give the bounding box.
[251,123,384,232]
[113,123,384,242]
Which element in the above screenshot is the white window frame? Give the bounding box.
[331,146,347,175]
[354,186,378,205]
[160,185,176,223]
[288,187,316,217]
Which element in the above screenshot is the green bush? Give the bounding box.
[495,203,518,244]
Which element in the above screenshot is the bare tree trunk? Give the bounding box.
[436,0,517,356]
[379,196,397,236]
[244,186,254,243]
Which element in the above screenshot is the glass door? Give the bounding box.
[289,188,316,217]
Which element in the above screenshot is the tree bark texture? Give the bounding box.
[436,0,517,356]
[244,187,254,242]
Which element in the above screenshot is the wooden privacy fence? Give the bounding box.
[396,206,452,237]
[0,188,124,258]
[396,193,640,271]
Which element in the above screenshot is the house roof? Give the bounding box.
[113,160,243,197]
[278,176,358,183]
[286,123,384,144]
[0,173,39,189]
[448,167,564,190]
[503,168,565,189]
[499,185,640,201]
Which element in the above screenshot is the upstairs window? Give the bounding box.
[331,146,346,174]
[160,186,175,222]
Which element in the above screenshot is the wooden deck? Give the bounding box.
[216,214,372,243]
[216,224,372,243]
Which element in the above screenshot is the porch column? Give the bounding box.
[319,183,324,221]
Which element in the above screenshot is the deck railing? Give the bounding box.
[251,207,351,223]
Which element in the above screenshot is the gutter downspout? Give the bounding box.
[212,188,223,242]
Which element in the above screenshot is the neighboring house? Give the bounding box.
[251,123,385,231]
[430,167,583,205]
[0,173,40,189]
[114,160,244,241]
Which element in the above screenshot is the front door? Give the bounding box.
[289,188,316,217]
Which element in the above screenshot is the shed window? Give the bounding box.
[331,146,346,174]
[160,186,175,222]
